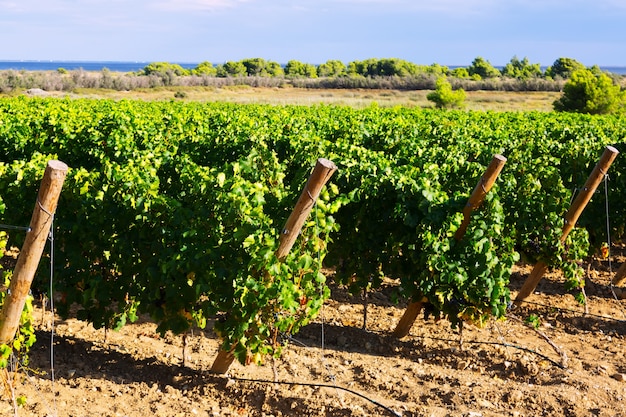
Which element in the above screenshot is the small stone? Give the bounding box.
[612,373,626,382]
[507,390,524,404]
[477,398,494,409]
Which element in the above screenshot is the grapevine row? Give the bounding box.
[0,97,625,364]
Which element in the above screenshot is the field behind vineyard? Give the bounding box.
[23,86,561,112]
[1,96,626,416]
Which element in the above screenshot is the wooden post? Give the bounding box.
[612,262,626,288]
[392,154,507,338]
[209,349,236,375]
[455,154,507,240]
[391,298,427,339]
[275,158,338,261]
[514,146,619,304]
[0,160,68,345]
[210,158,338,374]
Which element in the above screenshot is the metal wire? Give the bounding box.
[48,219,57,416]
[0,224,30,232]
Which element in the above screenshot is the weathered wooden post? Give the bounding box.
[612,262,626,288]
[0,160,68,345]
[455,154,508,240]
[275,158,338,261]
[392,154,507,338]
[514,146,619,305]
[210,158,338,374]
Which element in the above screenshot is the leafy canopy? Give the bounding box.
[553,67,626,114]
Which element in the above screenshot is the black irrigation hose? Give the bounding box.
[514,299,626,323]
[226,376,402,417]
[228,333,565,417]
[409,334,566,369]
[221,299,604,417]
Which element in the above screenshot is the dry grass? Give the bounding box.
[19,85,562,112]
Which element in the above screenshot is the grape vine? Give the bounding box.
[0,98,624,365]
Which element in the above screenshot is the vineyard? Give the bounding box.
[1,97,626,415]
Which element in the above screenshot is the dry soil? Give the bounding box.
[2,257,626,417]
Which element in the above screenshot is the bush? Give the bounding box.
[553,67,626,114]
[427,76,466,108]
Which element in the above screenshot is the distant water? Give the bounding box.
[600,66,626,75]
[0,61,198,72]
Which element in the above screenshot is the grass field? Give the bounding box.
[35,85,562,112]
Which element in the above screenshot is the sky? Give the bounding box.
[1,0,625,68]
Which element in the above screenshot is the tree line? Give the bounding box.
[140,56,616,82]
[1,55,624,114]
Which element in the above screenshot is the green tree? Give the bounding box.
[450,67,470,78]
[427,76,466,109]
[501,56,542,79]
[545,57,585,79]
[467,57,501,80]
[285,60,317,77]
[346,58,420,77]
[423,63,449,77]
[317,60,347,77]
[192,61,217,76]
[141,62,189,76]
[265,60,284,77]
[239,58,283,77]
[347,59,375,76]
[553,67,625,114]
[216,61,247,77]
[377,58,420,76]
[241,58,267,76]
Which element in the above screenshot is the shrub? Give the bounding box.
[427,76,466,108]
[553,67,626,114]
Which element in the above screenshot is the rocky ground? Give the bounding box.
[1,257,626,417]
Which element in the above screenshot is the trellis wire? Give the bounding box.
[0,216,58,415]
[47,219,57,415]
[0,224,30,232]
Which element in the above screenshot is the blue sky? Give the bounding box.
[1,0,625,67]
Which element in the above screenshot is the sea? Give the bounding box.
[1,60,625,75]
[0,60,198,72]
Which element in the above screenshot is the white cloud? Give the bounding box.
[0,0,247,14]
[331,0,499,13]
[153,0,250,12]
